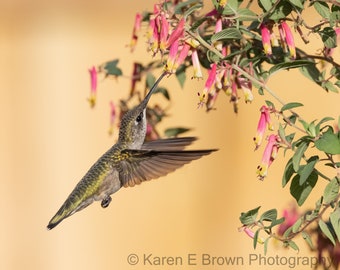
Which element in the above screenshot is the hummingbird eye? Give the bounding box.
[135,112,143,123]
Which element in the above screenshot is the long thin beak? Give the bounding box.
[141,71,168,107]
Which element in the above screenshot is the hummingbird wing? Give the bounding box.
[141,137,197,151]
[117,148,217,187]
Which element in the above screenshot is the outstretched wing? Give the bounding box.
[141,137,197,151]
[117,148,217,188]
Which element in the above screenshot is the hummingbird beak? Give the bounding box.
[141,71,169,107]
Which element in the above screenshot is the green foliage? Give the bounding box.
[164,127,191,137]
[318,219,335,245]
[323,178,339,204]
[315,127,340,154]
[102,59,123,77]
[290,171,318,206]
[239,206,261,225]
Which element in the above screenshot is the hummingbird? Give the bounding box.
[47,72,217,230]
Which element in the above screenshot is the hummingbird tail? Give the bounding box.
[47,194,93,230]
[47,200,73,230]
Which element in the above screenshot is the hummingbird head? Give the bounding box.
[118,72,167,149]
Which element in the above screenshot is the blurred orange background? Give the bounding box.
[1,1,339,269]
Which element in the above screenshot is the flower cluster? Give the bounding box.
[253,106,281,180]
[260,21,296,59]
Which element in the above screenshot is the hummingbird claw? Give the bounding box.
[101,196,112,208]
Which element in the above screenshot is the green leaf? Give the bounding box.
[281,102,303,112]
[164,127,191,137]
[287,240,299,252]
[190,17,209,32]
[299,119,309,131]
[300,64,323,85]
[222,0,241,15]
[330,209,340,242]
[323,178,339,204]
[146,73,156,89]
[302,231,314,249]
[288,0,304,9]
[153,87,170,100]
[315,128,340,154]
[236,8,258,21]
[291,217,302,233]
[290,171,318,206]
[240,206,261,225]
[268,1,293,20]
[330,6,340,27]
[271,217,285,227]
[313,1,331,19]
[282,158,295,187]
[265,100,275,109]
[260,209,277,222]
[183,2,203,18]
[211,28,242,42]
[258,0,273,11]
[322,81,339,93]
[298,156,319,185]
[269,60,313,76]
[253,229,260,249]
[316,117,335,129]
[103,59,123,77]
[318,219,336,245]
[292,141,309,172]
[263,237,270,255]
[319,27,337,48]
[175,64,186,88]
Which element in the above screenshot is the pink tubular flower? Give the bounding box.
[256,134,280,180]
[214,18,223,51]
[241,227,264,244]
[191,49,203,79]
[173,43,190,71]
[159,13,169,53]
[165,39,179,73]
[277,206,299,236]
[129,13,142,52]
[108,101,116,135]
[279,21,296,59]
[197,63,217,108]
[253,106,274,149]
[166,18,185,48]
[88,66,97,108]
[203,63,217,94]
[237,77,253,103]
[146,4,160,55]
[260,23,272,56]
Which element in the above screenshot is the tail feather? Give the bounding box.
[47,193,94,230]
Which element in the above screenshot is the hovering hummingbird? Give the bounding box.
[47,72,217,230]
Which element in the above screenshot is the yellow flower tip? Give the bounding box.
[256,164,268,180]
[268,123,275,131]
[87,95,96,108]
[108,126,114,136]
[219,0,227,8]
[257,237,265,244]
[186,38,200,48]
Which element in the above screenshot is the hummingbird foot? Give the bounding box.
[101,196,112,208]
